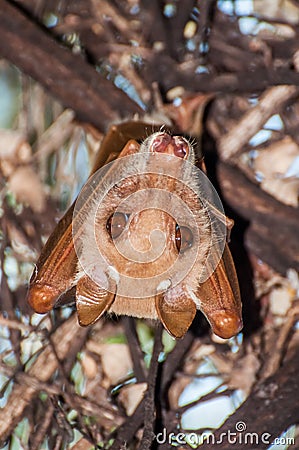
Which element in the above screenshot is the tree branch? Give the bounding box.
[200,341,299,449]
[0,316,87,442]
[218,85,299,160]
[0,1,142,132]
[217,162,299,274]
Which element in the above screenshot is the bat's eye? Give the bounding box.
[106,212,129,239]
[175,224,193,253]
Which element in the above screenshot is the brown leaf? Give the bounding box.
[118,383,147,416]
[86,341,133,386]
[0,129,31,162]
[8,166,46,213]
[81,352,98,380]
[227,352,260,396]
[70,438,94,450]
[253,137,299,206]
[165,92,214,136]
[269,285,295,317]
[168,376,191,410]
[6,221,38,260]
[253,0,299,25]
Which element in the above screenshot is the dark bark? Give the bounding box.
[0,1,142,132]
[200,344,299,450]
[217,162,299,275]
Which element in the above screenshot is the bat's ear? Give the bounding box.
[155,289,196,338]
[76,274,116,326]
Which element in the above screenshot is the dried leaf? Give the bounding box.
[118,383,147,416]
[8,166,46,213]
[269,285,294,317]
[208,353,234,376]
[227,352,260,396]
[0,129,31,162]
[165,93,214,136]
[86,341,133,386]
[81,353,98,380]
[184,343,216,375]
[253,0,299,25]
[260,178,299,207]
[168,376,191,410]
[7,222,38,260]
[209,348,259,397]
[70,437,94,450]
[253,137,299,206]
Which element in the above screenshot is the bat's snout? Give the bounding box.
[149,133,189,159]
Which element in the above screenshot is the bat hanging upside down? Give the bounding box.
[27,122,243,339]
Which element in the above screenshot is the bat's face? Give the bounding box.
[27,127,243,339]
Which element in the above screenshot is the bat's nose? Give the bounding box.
[27,283,60,314]
[150,133,189,158]
[208,310,243,339]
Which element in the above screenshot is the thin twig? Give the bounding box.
[30,400,55,450]
[140,323,163,450]
[123,317,147,382]
[0,314,33,332]
[0,2,142,131]
[218,85,299,160]
[200,343,299,450]
[109,324,164,450]
[0,315,87,441]
[259,305,299,380]
[109,397,145,449]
